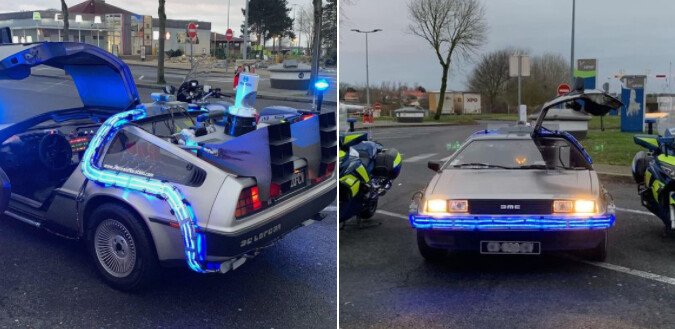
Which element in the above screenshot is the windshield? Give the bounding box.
[445,138,590,170]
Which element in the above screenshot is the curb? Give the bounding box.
[597,172,634,184]
[32,72,336,105]
[353,122,472,130]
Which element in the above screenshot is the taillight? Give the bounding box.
[235,186,264,218]
[270,182,281,198]
[301,114,315,121]
[312,161,336,185]
[325,162,336,176]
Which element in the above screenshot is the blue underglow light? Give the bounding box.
[81,109,216,273]
[314,79,329,91]
[409,213,615,231]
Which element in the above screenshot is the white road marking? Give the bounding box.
[138,75,144,80]
[377,209,675,286]
[615,207,656,217]
[440,155,453,161]
[403,153,438,163]
[580,260,675,286]
[376,210,408,220]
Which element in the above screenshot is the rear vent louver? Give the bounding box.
[318,112,338,175]
[188,166,207,186]
[268,122,298,193]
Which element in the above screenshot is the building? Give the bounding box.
[0,0,211,57]
[210,32,244,56]
[428,91,482,115]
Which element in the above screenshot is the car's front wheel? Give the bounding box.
[416,230,446,262]
[87,203,159,291]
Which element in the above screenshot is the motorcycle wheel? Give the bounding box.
[666,197,675,238]
[358,199,378,219]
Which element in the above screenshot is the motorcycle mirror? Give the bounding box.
[163,85,176,95]
[427,160,441,172]
[203,85,211,93]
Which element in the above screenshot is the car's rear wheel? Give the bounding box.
[580,229,607,262]
[416,230,446,262]
[87,203,159,291]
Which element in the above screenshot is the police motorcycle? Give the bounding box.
[632,123,675,236]
[339,118,402,223]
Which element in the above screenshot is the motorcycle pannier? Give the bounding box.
[372,148,402,180]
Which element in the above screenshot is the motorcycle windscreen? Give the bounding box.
[0,168,10,214]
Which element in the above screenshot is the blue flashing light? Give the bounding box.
[314,79,330,91]
[409,213,615,231]
[80,108,217,273]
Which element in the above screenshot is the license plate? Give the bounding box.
[480,241,541,255]
[288,169,307,192]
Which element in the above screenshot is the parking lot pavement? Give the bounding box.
[339,125,675,329]
[0,203,336,329]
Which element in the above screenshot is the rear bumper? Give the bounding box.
[204,183,336,259]
[419,229,607,252]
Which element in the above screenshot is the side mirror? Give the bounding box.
[163,85,176,95]
[428,160,441,172]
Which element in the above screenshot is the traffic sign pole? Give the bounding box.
[187,22,197,68]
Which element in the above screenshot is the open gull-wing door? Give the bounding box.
[0,42,139,111]
[533,87,623,136]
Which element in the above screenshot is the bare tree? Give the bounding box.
[407,0,487,120]
[61,0,69,41]
[467,48,523,113]
[297,5,314,50]
[157,0,166,84]
[504,53,570,109]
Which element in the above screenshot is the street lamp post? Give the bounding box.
[570,0,576,85]
[351,29,382,111]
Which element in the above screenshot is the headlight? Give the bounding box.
[425,199,468,213]
[554,200,596,214]
[426,199,447,213]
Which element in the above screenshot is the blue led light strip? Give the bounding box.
[409,213,615,231]
[81,109,217,273]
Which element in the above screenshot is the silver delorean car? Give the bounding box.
[0,42,336,290]
[410,88,622,262]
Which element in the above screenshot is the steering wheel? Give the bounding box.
[38,134,73,171]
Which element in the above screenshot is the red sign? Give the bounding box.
[225,28,233,41]
[557,83,571,96]
[373,102,382,111]
[187,22,198,39]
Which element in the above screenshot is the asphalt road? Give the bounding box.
[339,125,675,329]
[0,76,337,328]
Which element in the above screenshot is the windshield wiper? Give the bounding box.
[452,163,512,169]
[516,164,578,170]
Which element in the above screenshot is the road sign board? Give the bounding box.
[187,22,198,38]
[557,84,571,96]
[225,28,233,41]
[373,102,382,111]
[509,55,530,77]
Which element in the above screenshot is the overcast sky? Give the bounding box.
[340,0,675,93]
[6,0,311,37]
